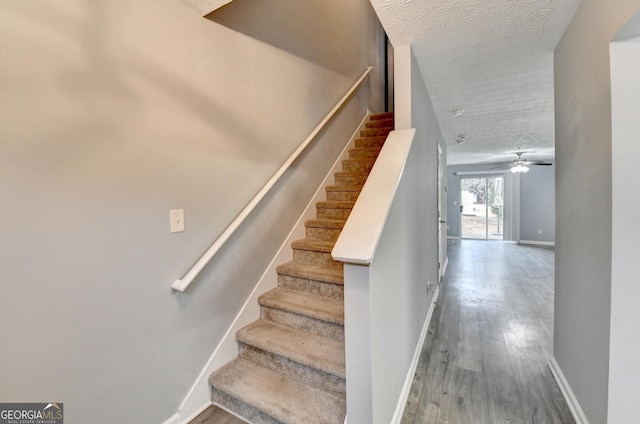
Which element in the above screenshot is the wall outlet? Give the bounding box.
[170,209,185,233]
[537,229,543,234]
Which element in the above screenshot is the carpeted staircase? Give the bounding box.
[209,112,394,424]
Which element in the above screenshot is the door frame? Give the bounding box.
[438,144,445,279]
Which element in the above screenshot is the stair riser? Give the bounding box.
[239,344,346,397]
[260,306,344,341]
[354,137,386,148]
[316,206,352,221]
[325,189,361,202]
[211,388,279,424]
[360,128,391,138]
[349,148,382,160]
[277,273,344,300]
[342,160,375,173]
[292,249,342,268]
[335,174,368,186]
[370,111,394,121]
[365,119,393,129]
[306,226,342,241]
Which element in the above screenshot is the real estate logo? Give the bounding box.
[0,403,63,424]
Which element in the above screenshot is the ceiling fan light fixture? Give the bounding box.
[510,164,530,173]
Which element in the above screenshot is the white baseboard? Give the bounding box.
[519,240,555,246]
[447,236,460,240]
[164,112,372,424]
[161,413,181,424]
[390,286,440,424]
[548,357,590,424]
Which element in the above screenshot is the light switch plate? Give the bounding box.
[170,209,185,233]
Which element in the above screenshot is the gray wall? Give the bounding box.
[520,164,555,242]
[554,1,640,423]
[0,1,384,423]
[446,163,555,243]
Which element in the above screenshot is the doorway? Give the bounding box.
[460,176,504,240]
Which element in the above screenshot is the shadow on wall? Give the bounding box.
[3,0,275,162]
[206,0,367,75]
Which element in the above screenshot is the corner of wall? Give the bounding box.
[548,357,591,424]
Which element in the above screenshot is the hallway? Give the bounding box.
[401,240,574,423]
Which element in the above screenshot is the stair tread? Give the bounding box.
[210,357,345,424]
[237,320,345,378]
[259,287,344,324]
[291,238,335,253]
[277,261,344,285]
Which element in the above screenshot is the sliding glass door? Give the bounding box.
[460,176,504,240]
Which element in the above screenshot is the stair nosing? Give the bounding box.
[305,218,346,228]
[210,357,345,424]
[237,320,345,378]
[277,261,344,285]
[316,201,355,209]
[259,287,344,325]
[291,238,335,253]
[325,185,363,192]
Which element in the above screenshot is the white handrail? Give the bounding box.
[173,66,373,292]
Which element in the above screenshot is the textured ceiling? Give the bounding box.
[371,0,582,165]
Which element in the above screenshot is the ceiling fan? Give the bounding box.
[494,152,553,173]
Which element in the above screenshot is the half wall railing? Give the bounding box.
[333,128,439,424]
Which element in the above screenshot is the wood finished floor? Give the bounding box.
[401,240,574,424]
[188,405,247,424]
[193,240,573,424]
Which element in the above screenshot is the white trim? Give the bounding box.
[167,112,372,424]
[549,357,590,424]
[447,236,461,240]
[390,287,440,424]
[441,257,449,277]
[161,413,181,424]
[437,143,445,281]
[519,240,555,246]
[173,67,373,292]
